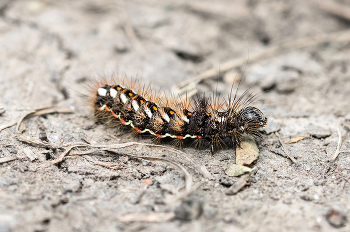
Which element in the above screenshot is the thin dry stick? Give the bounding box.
[83,156,122,170]
[70,142,213,179]
[60,143,193,191]
[175,29,350,93]
[16,107,74,148]
[123,153,193,192]
[275,132,297,163]
[48,144,193,192]
[15,106,210,195]
[332,119,343,161]
[311,0,350,22]
[119,0,146,55]
[0,121,16,133]
[0,156,17,164]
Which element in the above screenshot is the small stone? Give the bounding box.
[225,174,250,195]
[314,177,326,186]
[203,206,217,219]
[223,216,238,224]
[270,192,281,200]
[325,209,347,228]
[264,119,281,134]
[307,125,331,139]
[220,176,235,187]
[175,199,203,221]
[283,198,292,205]
[297,182,309,192]
[300,194,313,201]
[276,72,298,94]
[64,181,81,193]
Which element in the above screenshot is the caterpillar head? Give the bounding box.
[238,106,267,136]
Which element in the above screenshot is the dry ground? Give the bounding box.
[1,0,350,231]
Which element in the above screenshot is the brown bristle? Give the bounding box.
[88,75,267,154]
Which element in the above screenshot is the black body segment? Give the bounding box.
[93,81,267,149]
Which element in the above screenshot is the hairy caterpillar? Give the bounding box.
[90,76,267,154]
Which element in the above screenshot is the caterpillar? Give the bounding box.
[90,76,267,154]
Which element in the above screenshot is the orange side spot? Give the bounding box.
[105,106,110,111]
[169,110,174,114]
[155,134,163,138]
[129,93,133,97]
[153,106,157,111]
[176,135,184,139]
[111,112,117,117]
[140,100,145,104]
[188,112,192,116]
[98,107,102,111]
[134,127,142,133]
[120,119,126,125]
[122,89,128,93]
[117,86,121,90]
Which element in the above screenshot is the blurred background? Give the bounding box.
[1,0,350,115]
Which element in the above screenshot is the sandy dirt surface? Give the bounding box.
[1,0,350,231]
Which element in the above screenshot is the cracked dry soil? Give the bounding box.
[1,0,350,231]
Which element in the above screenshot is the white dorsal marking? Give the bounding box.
[145,106,153,118]
[161,113,170,123]
[132,100,139,112]
[120,93,128,104]
[181,115,189,123]
[98,88,107,97]
[110,88,118,98]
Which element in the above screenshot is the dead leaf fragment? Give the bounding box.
[236,135,259,165]
[285,136,308,144]
[22,147,37,161]
[225,164,253,177]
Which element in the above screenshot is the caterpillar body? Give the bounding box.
[90,77,267,154]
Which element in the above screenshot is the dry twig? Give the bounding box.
[275,132,297,163]
[311,0,350,22]
[332,119,343,161]
[175,29,350,94]
[16,107,74,148]
[15,106,212,201]
[0,156,17,164]
[118,0,146,55]
[0,121,16,133]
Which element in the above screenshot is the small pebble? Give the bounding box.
[175,199,203,221]
[325,209,347,228]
